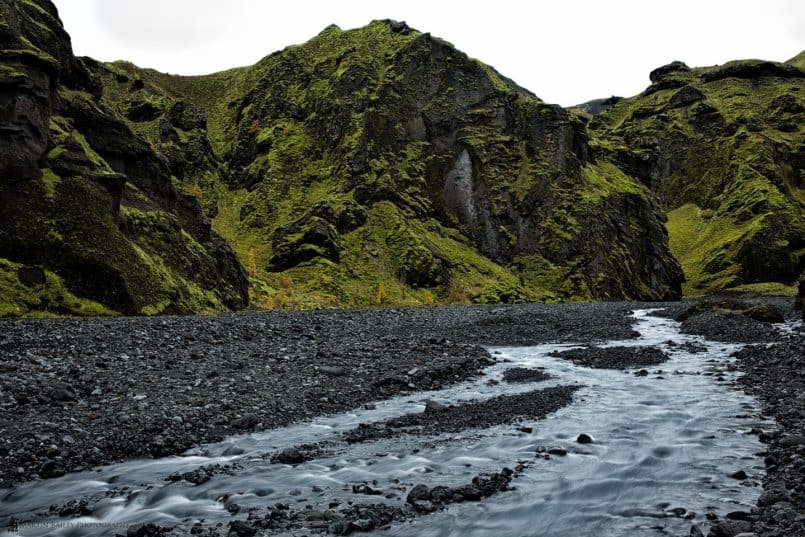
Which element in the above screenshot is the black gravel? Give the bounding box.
[729,332,805,537]
[549,346,669,369]
[675,297,795,343]
[679,312,780,343]
[0,302,643,487]
[343,386,578,444]
[501,367,551,383]
[0,295,799,533]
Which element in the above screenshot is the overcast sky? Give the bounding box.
[53,0,804,106]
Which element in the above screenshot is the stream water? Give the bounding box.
[0,310,774,536]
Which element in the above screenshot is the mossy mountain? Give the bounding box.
[0,0,800,315]
[586,56,804,296]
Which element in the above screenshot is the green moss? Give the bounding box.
[593,57,805,295]
[581,161,644,203]
[785,50,805,70]
[0,257,117,317]
[667,203,765,294]
[40,168,61,200]
[725,282,797,296]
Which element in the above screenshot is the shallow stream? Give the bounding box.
[0,310,773,536]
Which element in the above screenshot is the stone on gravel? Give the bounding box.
[576,433,593,444]
[424,400,448,413]
[319,366,347,376]
[228,520,257,537]
[277,448,305,465]
[742,304,784,323]
[406,484,430,504]
[778,434,805,447]
[232,414,260,430]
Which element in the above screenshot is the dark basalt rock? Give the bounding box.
[649,61,691,83]
[669,85,705,108]
[269,214,342,271]
[701,60,805,83]
[126,99,162,122]
[16,265,46,287]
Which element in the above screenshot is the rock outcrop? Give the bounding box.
[0,0,248,315]
[10,3,798,312]
[590,58,805,295]
[98,21,683,307]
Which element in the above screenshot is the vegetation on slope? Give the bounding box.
[97,20,683,308]
[589,59,805,295]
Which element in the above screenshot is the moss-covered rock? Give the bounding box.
[0,0,248,316]
[100,19,680,306]
[590,57,805,295]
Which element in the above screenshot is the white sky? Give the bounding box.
[53,0,804,106]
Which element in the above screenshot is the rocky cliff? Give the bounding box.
[90,20,683,309]
[0,0,248,315]
[20,1,805,314]
[588,57,804,296]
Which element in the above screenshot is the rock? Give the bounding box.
[319,366,347,376]
[670,85,705,108]
[126,99,161,122]
[424,399,448,412]
[778,434,805,448]
[690,524,705,537]
[411,499,435,512]
[728,469,748,480]
[126,524,170,537]
[726,511,752,521]
[551,346,668,369]
[277,448,305,465]
[268,208,342,271]
[232,414,259,430]
[50,382,77,402]
[38,459,65,478]
[452,484,483,501]
[649,61,691,82]
[501,367,551,383]
[576,433,593,444]
[352,483,382,495]
[547,447,568,456]
[429,485,453,504]
[742,304,785,324]
[349,517,375,531]
[406,484,430,504]
[227,520,256,537]
[706,520,753,537]
[17,266,47,287]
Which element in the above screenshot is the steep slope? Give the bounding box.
[0,0,248,316]
[590,59,804,295]
[98,21,683,308]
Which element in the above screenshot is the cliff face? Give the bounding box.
[589,58,804,295]
[4,3,800,314]
[97,21,683,308]
[0,0,248,315]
